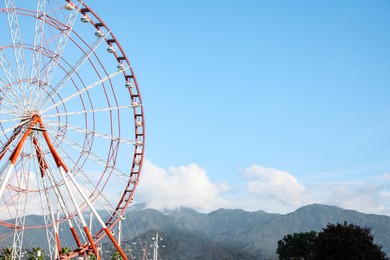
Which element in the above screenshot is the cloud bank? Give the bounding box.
[136,160,390,215]
[136,160,232,212]
[240,165,309,205]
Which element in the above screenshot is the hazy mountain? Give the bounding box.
[120,204,390,259]
[2,204,390,259]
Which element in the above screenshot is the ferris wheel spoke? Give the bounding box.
[0,230,13,244]
[0,107,19,118]
[50,139,118,214]
[0,188,15,220]
[41,176,61,258]
[42,2,81,86]
[0,50,25,109]
[0,162,15,201]
[45,119,136,145]
[29,0,48,111]
[0,94,25,113]
[42,104,135,119]
[12,149,33,259]
[0,119,24,141]
[46,129,137,215]
[63,164,127,260]
[35,171,57,255]
[57,166,100,258]
[63,165,117,220]
[47,130,130,183]
[45,167,86,249]
[41,68,130,115]
[0,80,25,112]
[46,129,131,202]
[4,0,31,102]
[30,0,47,81]
[0,118,38,202]
[39,123,101,256]
[37,32,109,111]
[0,49,17,84]
[0,117,26,127]
[0,121,32,162]
[0,94,23,114]
[42,151,87,249]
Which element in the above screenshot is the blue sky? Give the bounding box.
[92,1,390,214]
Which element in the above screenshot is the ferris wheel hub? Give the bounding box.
[29,111,39,117]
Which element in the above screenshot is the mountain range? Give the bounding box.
[118,203,390,259]
[2,204,390,259]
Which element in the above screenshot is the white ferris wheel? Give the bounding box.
[0,1,145,259]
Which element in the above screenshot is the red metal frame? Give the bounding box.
[2,116,130,259]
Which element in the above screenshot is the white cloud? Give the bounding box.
[311,182,388,215]
[240,165,310,205]
[383,172,390,181]
[334,185,385,213]
[135,160,233,212]
[238,165,390,216]
[134,161,390,216]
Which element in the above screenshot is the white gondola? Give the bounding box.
[135,141,144,147]
[80,15,90,23]
[94,30,104,37]
[130,178,140,184]
[107,45,115,53]
[131,101,140,107]
[135,121,143,127]
[64,3,75,10]
[117,63,125,71]
[125,82,134,88]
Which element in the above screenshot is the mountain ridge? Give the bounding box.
[1,203,389,259]
[122,203,390,259]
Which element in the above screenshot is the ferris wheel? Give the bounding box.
[0,0,144,259]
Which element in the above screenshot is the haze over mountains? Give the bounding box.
[3,204,390,259]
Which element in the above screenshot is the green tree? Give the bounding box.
[311,222,389,260]
[28,247,45,260]
[276,231,317,260]
[60,247,71,256]
[0,247,13,260]
[111,250,124,260]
